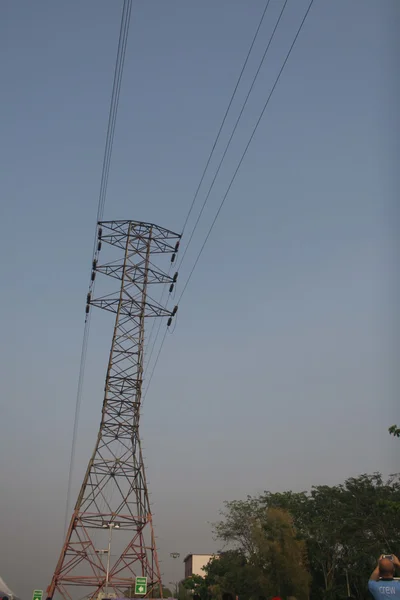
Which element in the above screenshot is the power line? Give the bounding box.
[178,0,315,304]
[142,327,168,403]
[144,265,173,370]
[63,317,90,534]
[143,1,272,389]
[176,0,289,273]
[63,0,132,535]
[143,0,315,397]
[97,0,132,223]
[180,0,272,235]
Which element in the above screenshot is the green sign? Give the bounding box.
[135,577,147,596]
[33,591,43,600]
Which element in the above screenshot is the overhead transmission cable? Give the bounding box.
[143,0,287,397]
[63,0,132,535]
[142,0,272,396]
[176,0,289,273]
[178,0,315,304]
[144,0,271,370]
[143,0,315,399]
[142,328,168,403]
[180,0,272,235]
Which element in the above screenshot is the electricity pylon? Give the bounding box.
[47,220,180,600]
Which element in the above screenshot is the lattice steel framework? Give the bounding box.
[47,220,180,600]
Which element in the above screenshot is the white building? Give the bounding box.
[183,554,218,579]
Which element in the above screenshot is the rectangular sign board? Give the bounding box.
[33,590,43,600]
[135,577,147,596]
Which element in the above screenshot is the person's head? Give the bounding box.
[379,557,395,579]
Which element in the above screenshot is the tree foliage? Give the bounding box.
[249,508,310,599]
[211,473,400,600]
[183,509,309,600]
[389,424,400,438]
[184,550,269,600]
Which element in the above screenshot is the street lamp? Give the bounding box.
[101,521,121,596]
[169,553,180,598]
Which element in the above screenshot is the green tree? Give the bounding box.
[389,425,400,438]
[265,474,400,599]
[250,507,311,600]
[213,473,400,600]
[213,507,310,599]
[183,551,262,600]
[176,581,192,600]
[204,551,258,600]
[182,574,209,600]
[213,497,265,556]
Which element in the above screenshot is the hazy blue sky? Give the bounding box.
[1,1,399,598]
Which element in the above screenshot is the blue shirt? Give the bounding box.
[368,579,400,598]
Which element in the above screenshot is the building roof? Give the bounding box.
[183,553,217,563]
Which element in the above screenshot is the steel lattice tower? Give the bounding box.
[47,220,180,600]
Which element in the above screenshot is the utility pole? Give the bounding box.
[169,553,180,599]
[47,220,180,600]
